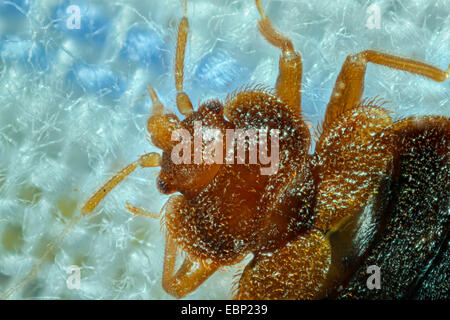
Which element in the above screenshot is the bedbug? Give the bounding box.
[81,0,449,299]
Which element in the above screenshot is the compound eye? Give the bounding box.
[198,100,223,114]
[205,100,222,113]
[156,174,176,194]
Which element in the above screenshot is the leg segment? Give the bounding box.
[315,105,394,231]
[323,50,450,131]
[160,195,219,298]
[81,153,161,215]
[162,234,219,299]
[235,229,331,299]
[255,0,303,114]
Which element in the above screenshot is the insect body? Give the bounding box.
[82,0,449,299]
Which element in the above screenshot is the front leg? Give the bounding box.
[161,195,219,299]
[162,234,219,299]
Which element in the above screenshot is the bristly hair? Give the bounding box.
[224,82,276,105]
[159,200,170,234]
[356,95,392,110]
[314,95,393,142]
[230,266,245,298]
[314,118,325,144]
[358,95,396,120]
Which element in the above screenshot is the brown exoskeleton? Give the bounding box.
[82,0,449,299]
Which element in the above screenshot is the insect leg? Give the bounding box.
[323,50,450,132]
[162,234,219,299]
[314,105,395,231]
[255,0,303,115]
[235,229,331,299]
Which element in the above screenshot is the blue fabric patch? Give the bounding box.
[120,26,168,73]
[0,0,30,16]
[66,63,126,99]
[194,48,250,92]
[0,36,49,71]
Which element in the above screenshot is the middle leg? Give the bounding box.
[322,50,449,132]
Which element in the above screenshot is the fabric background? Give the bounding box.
[0,0,448,299]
